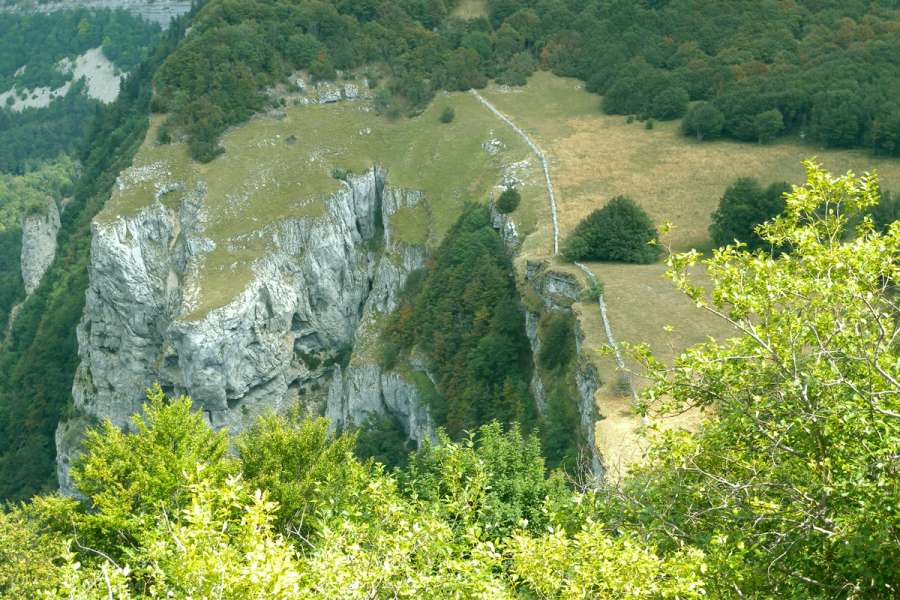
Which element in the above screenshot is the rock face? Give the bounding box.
[20,199,61,295]
[523,260,603,479]
[2,0,193,27]
[58,167,428,494]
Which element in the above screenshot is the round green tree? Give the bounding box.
[562,196,662,263]
[753,108,783,144]
[680,101,724,141]
[496,187,521,214]
[650,86,689,121]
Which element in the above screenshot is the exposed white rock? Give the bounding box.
[1,47,122,112]
[58,167,428,494]
[1,0,192,27]
[489,197,520,250]
[523,260,603,480]
[20,198,61,295]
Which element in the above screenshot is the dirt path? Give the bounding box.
[472,88,640,409]
[573,262,640,409]
[470,89,560,256]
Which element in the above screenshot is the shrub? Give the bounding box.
[710,177,789,250]
[353,413,413,470]
[563,196,662,263]
[496,186,521,213]
[650,86,689,120]
[331,167,351,181]
[681,101,724,141]
[644,118,654,130]
[155,123,172,145]
[439,106,455,123]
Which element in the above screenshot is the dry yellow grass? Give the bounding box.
[578,263,733,478]
[451,0,488,19]
[484,71,900,475]
[484,72,900,253]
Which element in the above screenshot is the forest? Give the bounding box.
[0,9,160,172]
[150,0,900,161]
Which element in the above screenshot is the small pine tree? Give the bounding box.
[563,196,662,263]
[439,106,455,123]
[496,187,521,213]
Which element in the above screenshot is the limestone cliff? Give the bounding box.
[1,0,192,27]
[57,168,428,494]
[20,198,61,295]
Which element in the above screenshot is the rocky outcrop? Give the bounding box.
[20,198,61,295]
[489,199,520,251]
[324,186,433,444]
[58,167,427,494]
[523,260,603,479]
[2,1,193,27]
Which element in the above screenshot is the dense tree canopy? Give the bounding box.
[152,0,900,160]
[382,205,536,438]
[563,196,662,263]
[709,177,790,250]
[0,389,707,598]
[0,10,160,172]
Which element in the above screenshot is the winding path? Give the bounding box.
[574,262,639,408]
[472,88,640,407]
[470,89,560,256]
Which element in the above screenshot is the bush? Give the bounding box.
[496,186,521,213]
[644,118,654,130]
[331,167,351,181]
[439,106,455,123]
[563,196,662,263]
[681,101,724,141]
[710,177,789,250]
[650,87,689,121]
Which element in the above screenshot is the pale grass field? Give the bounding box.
[451,0,488,19]
[485,71,900,253]
[488,71,900,475]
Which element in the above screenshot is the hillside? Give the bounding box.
[0,0,898,596]
[481,70,900,475]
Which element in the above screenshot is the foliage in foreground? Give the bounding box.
[0,388,705,599]
[617,162,900,597]
[563,195,662,264]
